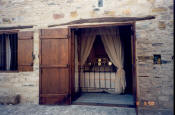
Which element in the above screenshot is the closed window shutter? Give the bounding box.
[18,31,33,71]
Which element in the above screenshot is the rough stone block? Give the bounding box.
[158,21,166,30]
[147,0,155,4]
[152,7,167,12]
[70,11,78,18]
[2,18,11,24]
[158,96,169,101]
[0,1,6,6]
[90,11,97,17]
[53,13,64,20]
[104,11,116,16]
[0,95,20,105]
[122,9,131,15]
[138,56,153,61]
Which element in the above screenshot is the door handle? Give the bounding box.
[67,64,69,68]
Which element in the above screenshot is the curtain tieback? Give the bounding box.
[115,67,126,94]
[117,68,124,73]
[116,68,125,79]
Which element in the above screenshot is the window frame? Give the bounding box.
[0,30,19,72]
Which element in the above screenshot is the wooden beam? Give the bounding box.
[0,15,155,30]
[48,15,155,27]
[69,22,134,29]
[0,25,34,30]
[0,30,19,34]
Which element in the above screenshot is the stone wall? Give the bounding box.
[136,19,174,114]
[0,0,174,114]
[0,0,172,27]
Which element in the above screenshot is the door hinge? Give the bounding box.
[41,69,43,74]
[67,35,70,39]
[32,52,35,60]
[131,26,134,35]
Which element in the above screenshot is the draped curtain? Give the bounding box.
[75,34,79,92]
[6,35,11,70]
[99,27,126,94]
[79,27,126,94]
[80,29,97,66]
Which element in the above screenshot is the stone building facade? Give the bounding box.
[0,0,174,115]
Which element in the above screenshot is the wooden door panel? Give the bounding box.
[18,31,33,39]
[40,28,68,39]
[41,39,68,66]
[41,68,69,94]
[40,95,70,105]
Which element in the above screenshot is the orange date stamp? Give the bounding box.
[136,101,155,106]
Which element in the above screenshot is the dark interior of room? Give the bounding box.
[119,25,132,94]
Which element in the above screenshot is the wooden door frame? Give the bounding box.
[69,21,137,106]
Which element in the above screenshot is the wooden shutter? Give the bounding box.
[18,31,33,71]
[39,28,71,105]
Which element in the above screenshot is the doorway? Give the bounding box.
[70,23,136,107]
[39,22,137,107]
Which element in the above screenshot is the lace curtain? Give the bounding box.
[79,27,126,94]
[99,27,126,94]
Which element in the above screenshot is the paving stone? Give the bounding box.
[0,104,136,115]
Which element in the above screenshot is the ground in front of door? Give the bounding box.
[0,104,136,115]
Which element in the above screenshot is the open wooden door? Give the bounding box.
[39,28,71,105]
